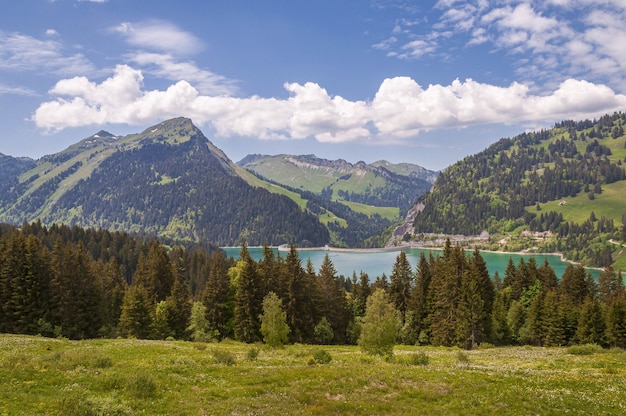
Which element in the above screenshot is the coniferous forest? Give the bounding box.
[2,222,625,349]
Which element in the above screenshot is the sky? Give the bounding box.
[2,1,626,171]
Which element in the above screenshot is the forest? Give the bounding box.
[413,112,626,267]
[1,221,624,349]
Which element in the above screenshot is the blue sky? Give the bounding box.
[2,0,626,170]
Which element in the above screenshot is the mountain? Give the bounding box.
[237,154,437,213]
[400,111,626,269]
[0,118,329,247]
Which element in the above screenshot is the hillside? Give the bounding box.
[238,154,436,213]
[0,118,328,246]
[404,111,626,269]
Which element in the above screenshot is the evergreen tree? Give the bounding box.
[132,241,174,303]
[491,289,512,345]
[541,290,565,347]
[597,265,625,306]
[165,256,191,339]
[119,284,153,339]
[358,289,400,357]
[605,296,626,348]
[388,250,413,319]
[234,242,262,343]
[317,254,349,343]
[94,258,127,336]
[471,248,495,341]
[283,244,315,343]
[259,292,290,348]
[455,262,485,349]
[576,297,606,346]
[428,246,464,346]
[202,251,233,339]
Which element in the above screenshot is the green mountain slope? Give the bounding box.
[237,154,438,247]
[405,111,626,269]
[238,154,437,213]
[0,118,329,247]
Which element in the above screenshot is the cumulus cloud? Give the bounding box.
[33,65,626,142]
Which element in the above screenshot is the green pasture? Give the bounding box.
[1,335,625,415]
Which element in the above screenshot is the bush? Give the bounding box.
[247,347,260,361]
[567,344,604,355]
[456,351,470,366]
[401,351,429,366]
[212,348,236,366]
[308,349,332,365]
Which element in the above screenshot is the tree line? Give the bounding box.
[1,222,625,348]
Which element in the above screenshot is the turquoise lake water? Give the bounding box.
[222,247,601,280]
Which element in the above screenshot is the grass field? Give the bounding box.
[1,335,625,415]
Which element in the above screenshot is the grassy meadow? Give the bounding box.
[1,335,626,415]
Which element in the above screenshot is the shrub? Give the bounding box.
[456,351,470,366]
[247,347,260,361]
[566,344,604,355]
[212,348,236,366]
[401,351,429,366]
[310,349,332,364]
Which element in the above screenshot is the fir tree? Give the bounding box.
[317,254,349,343]
[576,297,606,346]
[389,250,413,319]
[234,242,262,343]
[283,244,315,343]
[119,284,153,339]
[202,251,233,339]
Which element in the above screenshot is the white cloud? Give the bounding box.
[0,83,36,96]
[33,65,626,143]
[126,52,238,96]
[0,31,95,76]
[376,1,626,90]
[112,20,203,56]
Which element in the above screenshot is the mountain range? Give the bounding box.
[0,117,434,247]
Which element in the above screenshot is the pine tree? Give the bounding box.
[96,259,127,336]
[283,245,316,343]
[389,251,413,319]
[234,242,262,343]
[317,254,349,343]
[471,248,495,341]
[202,251,233,339]
[165,257,191,339]
[455,262,485,349]
[541,290,565,347]
[598,265,625,306]
[576,297,606,346]
[119,284,153,339]
[132,241,174,303]
[429,247,464,346]
[605,296,626,348]
[491,289,511,345]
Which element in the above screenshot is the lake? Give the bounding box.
[222,247,601,280]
